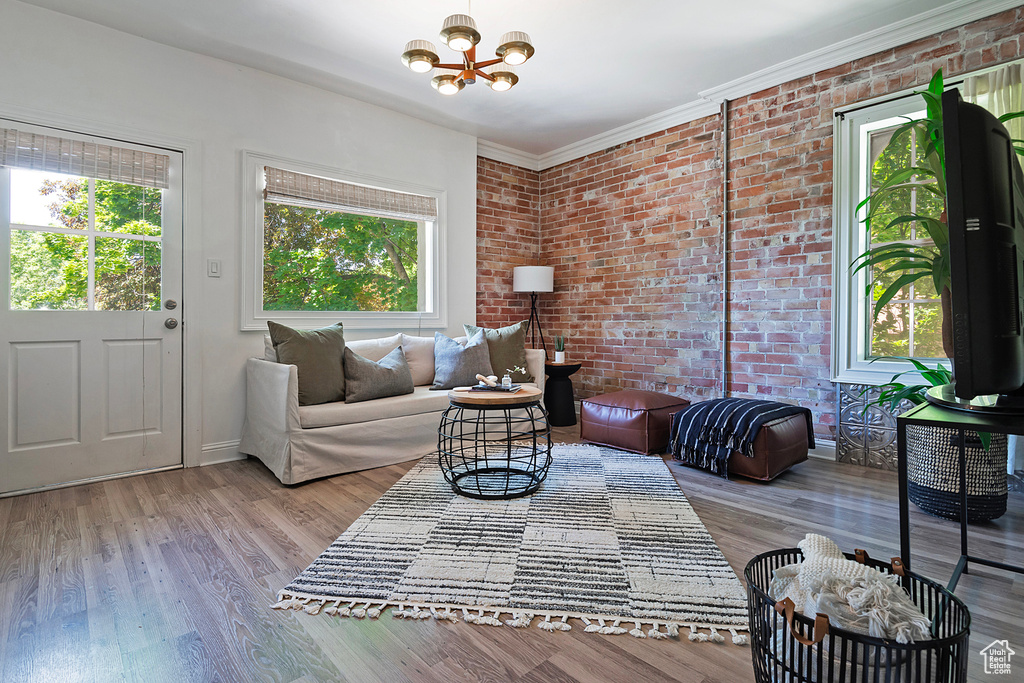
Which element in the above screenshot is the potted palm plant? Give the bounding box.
[852,68,1022,522]
[852,69,1024,357]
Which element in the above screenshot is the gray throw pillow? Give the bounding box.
[431,330,493,390]
[343,346,415,403]
[267,321,345,406]
[464,321,533,383]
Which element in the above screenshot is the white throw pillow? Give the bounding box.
[400,333,435,386]
[346,334,402,362]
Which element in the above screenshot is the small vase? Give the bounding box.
[554,351,565,363]
[501,374,512,387]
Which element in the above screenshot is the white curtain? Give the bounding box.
[963,62,1024,476]
[963,61,1023,142]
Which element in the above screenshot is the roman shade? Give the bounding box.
[263,166,437,221]
[0,127,170,189]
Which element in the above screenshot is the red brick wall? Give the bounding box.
[475,157,541,328]
[539,118,725,402]
[477,7,1024,440]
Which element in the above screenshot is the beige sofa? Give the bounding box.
[239,333,546,484]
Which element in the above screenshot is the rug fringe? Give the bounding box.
[271,591,747,645]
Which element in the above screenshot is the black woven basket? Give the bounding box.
[907,425,1008,522]
[745,548,970,683]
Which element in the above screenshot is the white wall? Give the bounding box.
[0,0,478,465]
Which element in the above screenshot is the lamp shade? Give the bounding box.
[513,266,554,293]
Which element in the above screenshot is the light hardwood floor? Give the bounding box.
[0,424,1020,682]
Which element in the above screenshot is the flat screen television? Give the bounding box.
[934,87,1024,412]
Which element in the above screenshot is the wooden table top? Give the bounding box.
[448,385,542,406]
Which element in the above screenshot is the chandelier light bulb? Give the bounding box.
[438,80,461,95]
[496,31,534,66]
[409,57,434,73]
[401,40,439,73]
[431,70,465,95]
[447,33,474,52]
[502,49,527,66]
[485,64,518,92]
[439,14,480,52]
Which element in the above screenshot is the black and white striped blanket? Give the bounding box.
[669,398,815,477]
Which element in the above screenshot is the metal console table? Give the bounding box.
[897,400,1024,591]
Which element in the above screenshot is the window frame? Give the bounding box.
[831,95,950,385]
[240,151,447,332]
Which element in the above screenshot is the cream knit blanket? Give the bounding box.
[769,534,930,643]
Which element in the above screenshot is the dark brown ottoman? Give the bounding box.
[672,412,809,481]
[580,390,690,454]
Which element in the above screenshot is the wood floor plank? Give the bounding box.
[1,428,1020,682]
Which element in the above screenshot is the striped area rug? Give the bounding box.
[273,444,749,643]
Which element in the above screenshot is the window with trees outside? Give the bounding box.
[2,128,169,312]
[242,155,443,331]
[832,60,1023,385]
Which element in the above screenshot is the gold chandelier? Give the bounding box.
[401,10,535,95]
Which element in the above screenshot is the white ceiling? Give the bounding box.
[16,0,999,156]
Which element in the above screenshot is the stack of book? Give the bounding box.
[469,384,522,393]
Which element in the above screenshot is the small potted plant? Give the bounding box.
[553,335,567,363]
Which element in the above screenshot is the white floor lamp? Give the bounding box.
[513,266,554,355]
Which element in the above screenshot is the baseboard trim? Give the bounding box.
[809,439,837,461]
[201,439,244,466]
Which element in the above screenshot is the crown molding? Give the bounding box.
[536,99,721,171]
[701,0,1021,102]
[479,0,1019,172]
[476,139,541,171]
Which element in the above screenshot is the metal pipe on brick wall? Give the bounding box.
[721,98,729,398]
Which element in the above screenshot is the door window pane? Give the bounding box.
[94,181,162,236]
[7,169,163,311]
[9,229,88,310]
[10,171,86,228]
[95,237,161,311]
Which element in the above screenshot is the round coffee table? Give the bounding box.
[438,386,552,499]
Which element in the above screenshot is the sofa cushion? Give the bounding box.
[400,334,435,386]
[344,346,415,403]
[347,333,402,362]
[464,321,533,383]
[431,330,493,390]
[267,321,346,406]
[298,385,452,428]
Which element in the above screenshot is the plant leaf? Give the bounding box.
[872,272,932,318]
[979,431,991,451]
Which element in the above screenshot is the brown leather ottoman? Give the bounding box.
[580,390,690,454]
[678,412,808,481]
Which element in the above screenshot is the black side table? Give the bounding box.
[544,362,582,427]
[897,401,1024,591]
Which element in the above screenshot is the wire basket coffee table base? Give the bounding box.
[438,400,552,500]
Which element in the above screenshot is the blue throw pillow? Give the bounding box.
[431,330,493,390]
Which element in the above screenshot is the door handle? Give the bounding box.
[164,318,179,329]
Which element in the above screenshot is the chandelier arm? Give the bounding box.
[473,58,503,69]
[475,70,495,82]
[434,62,468,70]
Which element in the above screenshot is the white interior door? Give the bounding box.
[0,123,183,496]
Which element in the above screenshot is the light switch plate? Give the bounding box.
[207,259,222,278]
